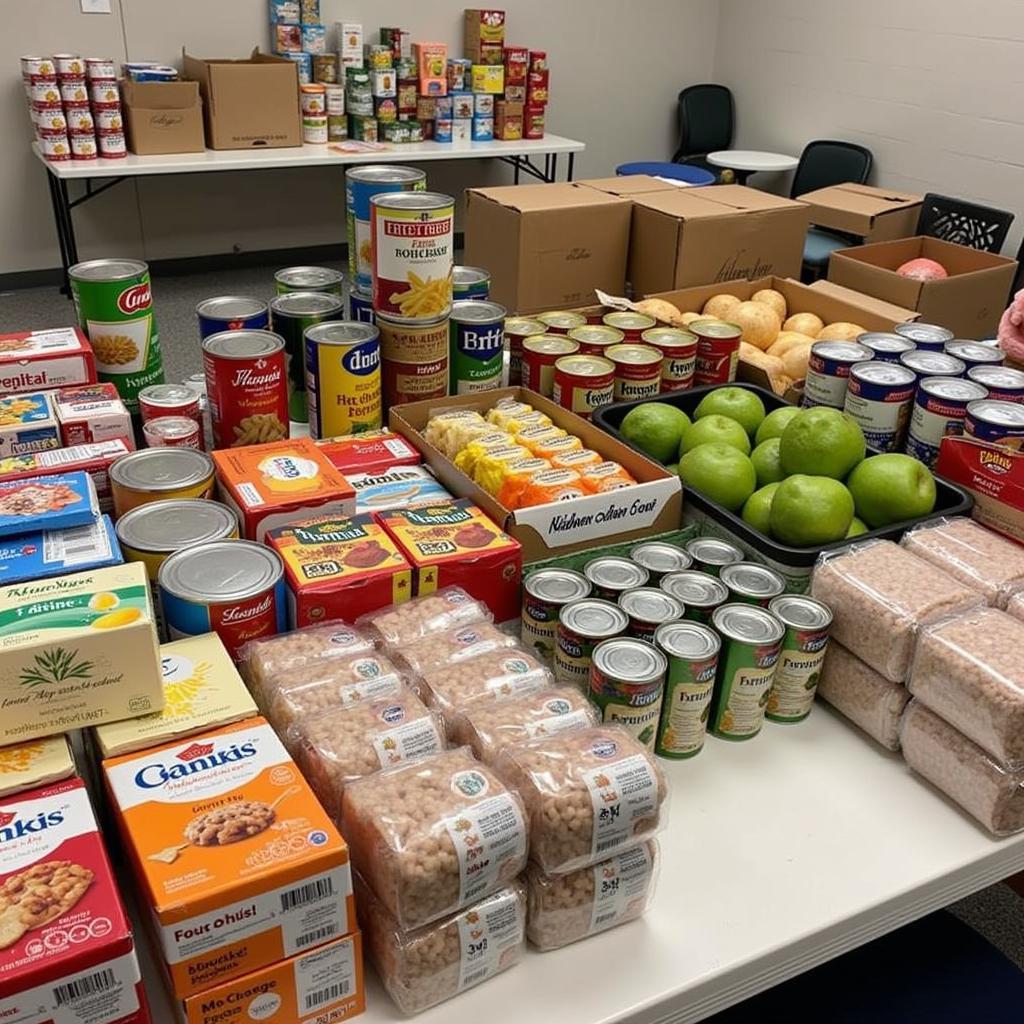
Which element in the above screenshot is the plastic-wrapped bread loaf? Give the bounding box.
[908,607,1024,767]
[900,700,1024,836]
[811,540,984,682]
[340,747,528,930]
[816,641,910,751]
[526,841,658,951]
[901,517,1024,609]
[397,621,520,678]
[357,586,492,649]
[493,725,667,875]
[358,875,526,1015]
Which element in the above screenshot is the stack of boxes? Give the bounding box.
[269,0,329,85]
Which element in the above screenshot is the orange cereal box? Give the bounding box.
[376,498,521,623]
[103,717,355,999]
[213,438,356,541]
[266,512,413,628]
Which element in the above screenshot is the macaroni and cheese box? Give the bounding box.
[0,733,75,797]
[93,632,257,758]
[0,470,100,539]
[53,382,134,447]
[316,429,421,475]
[103,718,355,998]
[213,438,356,541]
[0,560,163,746]
[266,512,413,628]
[0,513,121,586]
[348,464,452,513]
[0,327,96,394]
[0,392,60,457]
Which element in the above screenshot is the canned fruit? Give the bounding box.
[778,406,865,479]
[654,620,720,758]
[589,638,667,749]
[765,595,832,722]
[678,444,756,512]
[846,453,938,528]
[305,321,382,438]
[450,300,505,394]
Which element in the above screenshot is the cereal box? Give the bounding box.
[316,429,421,475]
[181,933,365,1024]
[213,438,356,541]
[0,561,163,746]
[0,513,122,586]
[464,9,506,63]
[471,63,505,94]
[0,470,100,538]
[0,733,74,797]
[92,632,258,758]
[0,326,96,394]
[0,392,60,458]
[53,382,134,447]
[103,718,355,998]
[376,498,522,623]
[348,464,452,513]
[266,512,413,627]
[0,778,149,1024]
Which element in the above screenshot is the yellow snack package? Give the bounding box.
[453,431,515,475]
[473,445,533,495]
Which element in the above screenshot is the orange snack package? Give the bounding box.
[580,461,637,494]
[519,468,588,507]
[532,433,584,461]
[550,448,603,472]
[496,456,551,510]
[513,424,566,455]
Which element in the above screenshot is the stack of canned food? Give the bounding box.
[523,535,834,758]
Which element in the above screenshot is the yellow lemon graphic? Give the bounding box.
[92,608,142,629]
[89,592,119,612]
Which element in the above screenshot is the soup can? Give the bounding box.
[719,561,785,607]
[305,321,382,438]
[54,53,84,77]
[504,317,545,386]
[89,80,120,108]
[377,314,449,406]
[521,568,591,660]
[552,354,614,419]
[802,341,872,409]
[964,399,1024,447]
[660,569,729,625]
[68,258,164,413]
[536,311,586,335]
[97,130,127,159]
[899,349,965,382]
[684,537,744,577]
[690,319,742,386]
[345,165,426,291]
[34,107,68,133]
[70,133,98,160]
[944,340,1004,370]
[904,376,988,468]
[302,115,328,144]
[325,83,345,114]
[967,364,1024,404]
[894,322,954,351]
[856,331,916,363]
[139,382,202,437]
[642,327,697,392]
[842,360,917,451]
[606,343,663,403]
[30,80,62,107]
[555,598,629,688]
[21,56,56,79]
[94,108,123,132]
[110,447,215,518]
[450,300,505,394]
[521,336,579,397]
[453,265,491,300]
[202,330,289,449]
[583,556,649,602]
[274,265,344,296]
[654,620,721,759]
[63,107,92,133]
[85,57,116,81]
[765,595,833,724]
[567,324,624,357]
[629,542,692,583]
[708,603,785,741]
[268,290,345,422]
[196,295,269,340]
[589,637,667,750]
[59,79,89,105]
[143,416,201,449]
[617,587,684,643]
[602,311,656,341]
[158,540,286,660]
[39,134,71,161]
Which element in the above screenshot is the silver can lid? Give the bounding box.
[454,266,490,285]
[195,295,268,320]
[654,620,721,660]
[811,341,872,362]
[944,340,1004,365]
[967,399,1024,426]
[369,190,454,212]
[592,637,667,684]
[584,556,649,593]
[660,569,730,608]
[857,332,915,355]
[720,561,786,599]
[524,568,591,606]
[618,587,684,625]
[630,542,692,575]
[274,266,344,289]
[69,257,147,281]
[900,350,965,376]
[967,365,1024,390]
[269,291,345,317]
[895,322,955,345]
[450,300,507,324]
[346,164,426,185]
[110,448,214,492]
[202,329,284,359]
[138,383,198,408]
[685,537,744,568]
[712,603,785,645]
[850,361,916,387]
[560,598,629,639]
[768,594,833,631]
[115,498,237,554]
[159,540,283,602]
[304,321,379,346]
[918,376,988,402]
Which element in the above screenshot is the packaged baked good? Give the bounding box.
[525,840,658,951]
[340,746,528,929]
[357,586,491,649]
[815,641,910,751]
[448,687,598,762]
[493,725,667,875]
[902,517,1024,610]
[900,700,1024,836]
[908,607,1024,767]
[811,540,984,682]
[397,620,519,677]
[358,875,526,1014]
[289,689,444,817]
[423,410,487,458]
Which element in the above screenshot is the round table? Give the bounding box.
[615,161,716,186]
[707,149,799,185]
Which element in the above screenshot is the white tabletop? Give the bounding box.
[707,149,799,172]
[139,704,1024,1024]
[33,134,585,179]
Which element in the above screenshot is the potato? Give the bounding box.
[783,312,825,337]
[730,301,780,350]
[678,311,704,325]
[816,322,866,342]
[740,343,790,395]
[768,331,816,358]
[781,343,812,380]
[702,293,742,319]
[751,288,787,321]
[633,297,685,326]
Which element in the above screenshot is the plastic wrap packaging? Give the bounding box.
[526,840,658,951]
[448,687,599,763]
[901,517,1024,610]
[422,410,489,459]
[816,641,910,751]
[900,700,1024,836]
[494,725,667,875]
[908,607,1024,768]
[397,621,519,678]
[340,746,528,929]
[358,875,526,1015]
[1009,591,1024,625]
[289,689,444,817]
[811,540,984,683]
[357,586,491,649]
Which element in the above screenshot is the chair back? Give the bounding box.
[916,192,1015,253]
[673,84,733,162]
[790,140,873,199]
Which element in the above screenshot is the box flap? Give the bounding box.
[688,183,809,213]
[122,79,200,110]
[631,189,747,220]
[798,182,921,213]
[574,176,680,197]
[806,279,920,322]
[468,183,630,213]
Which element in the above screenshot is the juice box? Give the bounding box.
[0,513,122,586]
[0,733,75,797]
[0,469,101,538]
[315,428,421,474]
[53,381,134,446]
[0,391,60,457]
[0,326,96,394]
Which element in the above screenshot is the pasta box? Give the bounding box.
[0,391,60,457]
[0,513,122,586]
[0,326,96,394]
[0,733,75,798]
[266,512,413,628]
[0,470,100,538]
[348,464,453,513]
[212,438,356,541]
[315,429,421,474]
[53,381,134,447]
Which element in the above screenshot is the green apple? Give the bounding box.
[755,405,801,446]
[750,438,785,487]
[779,407,865,479]
[846,454,937,528]
[770,474,855,546]
[679,415,751,457]
[678,443,757,512]
[694,387,766,436]
[620,403,690,464]
[741,482,781,535]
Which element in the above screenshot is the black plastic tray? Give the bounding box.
[592,383,974,568]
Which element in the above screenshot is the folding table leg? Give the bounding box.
[44,169,73,296]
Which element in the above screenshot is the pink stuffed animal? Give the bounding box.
[998,288,1024,364]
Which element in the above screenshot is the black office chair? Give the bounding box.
[671,84,733,176]
[917,192,1014,253]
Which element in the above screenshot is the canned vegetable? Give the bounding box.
[765,595,833,723]
[589,638,667,750]
[654,620,721,758]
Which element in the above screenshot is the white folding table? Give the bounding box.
[32,134,586,292]
[707,149,799,186]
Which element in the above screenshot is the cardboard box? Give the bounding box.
[0,392,59,457]
[183,49,301,150]
[315,429,421,475]
[0,327,96,394]
[389,388,681,562]
[575,175,682,199]
[828,236,1017,339]
[0,513,122,586]
[53,382,133,446]
[796,182,922,243]
[935,437,1024,543]
[122,78,205,155]
[465,184,632,315]
[0,733,74,797]
[629,185,811,297]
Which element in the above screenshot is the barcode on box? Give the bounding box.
[295,923,338,948]
[462,967,490,988]
[53,968,116,1006]
[43,520,111,566]
[280,875,334,912]
[594,911,617,928]
[303,979,351,1011]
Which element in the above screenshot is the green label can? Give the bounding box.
[660,570,728,625]
[450,299,506,394]
[685,537,744,577]
[654,621,720,758]
[765,595,833,723]
[589,637,667,750]
[708,603,784,741]
[69,258,164,412]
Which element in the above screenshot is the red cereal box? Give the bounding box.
[524,104,545,139]
[527,68,549,106]
[503,45,528,84]
[53,381,134,446]
[0,778,150,1024]
[0,327,96,394]
[316,429,422,475]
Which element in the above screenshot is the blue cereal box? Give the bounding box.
[472,116,494,141]
[301,24,327,54]
[0,515,122,586]
[0,470,100,538]
[0,392,60,458]
[269,0,300,24]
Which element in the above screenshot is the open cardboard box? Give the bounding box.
[796,183,921,243]
[573,175,683,199]
[122,79,205,155]
[389,387,682,562]
[828,236,1017,339]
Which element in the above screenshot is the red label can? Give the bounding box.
[139,382,203,427]
[202,330,289,449]
[552,354,615,419]
[643,327,698,392]
[691,320,741,386]
[377,314,449,406]
[521,335,579,398]
[606,344,663,403]
[602,311,656,341]
[568,324,624,357]
[143,415,202,449]
[504,317,545,386]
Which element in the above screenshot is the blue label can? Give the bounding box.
[894,322,954,351]
[452,266,491,301]
[899,349,965,382]
[967,365,1024,404]
[842,360,917,451]
[348,288,376,324]
[944,340,1005,370]
[304,320,382,438]
[449,299,506,394]
[857,331,916,364]
[905,376,989,467]
[802,341,872,409]
[195,296,269,340]
[964,398,1024,446]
